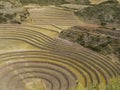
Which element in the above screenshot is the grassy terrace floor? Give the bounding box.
[26,6,84,26]
[0,24,119,90]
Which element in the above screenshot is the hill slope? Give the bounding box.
[59,26,120,61]
[0,0,29,24]
[74,1,120,28]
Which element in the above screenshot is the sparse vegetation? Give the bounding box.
[19,0,67,5]
[0,10,29,24]
[74,1,120,28]
[75,0,90,4]
[19,0,92,5]
[59,26,120,61]
[0,0,29,24]
[0,16,7,23]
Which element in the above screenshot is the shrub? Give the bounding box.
[0,17,7,23]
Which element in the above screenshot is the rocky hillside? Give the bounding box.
[18,0,120,5]
[65,0,90,4]
[19,0,67,5]
[19,0,91,5]
[90,0,120,4]
[74,0,120,28]
[0,0,29,24]
[59,26,120,61]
